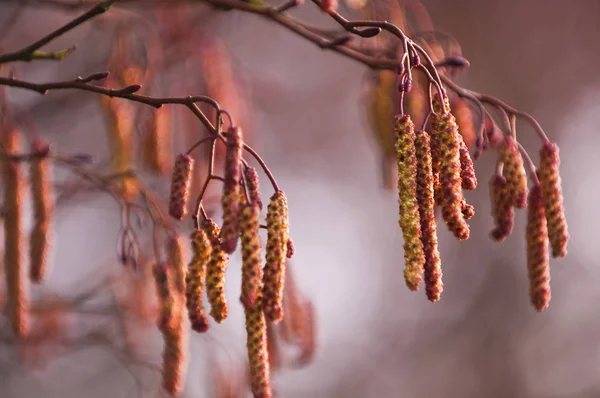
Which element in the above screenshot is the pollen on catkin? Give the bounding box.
[395,114,425,291]
[29,139,54,283]
[526,183,551,311]
[263,191,289,322]
[168,154,194,220]
[2,129,28,338]
[142,106,172,175]
[245,167,263,210]
[430,95,470,240]
[414,130,443,302]
[220,126,244,254]
[539,141,569,258]
[499,136,528,208]
[490,174,515,242]
[459,138,477,190]
[185,228,212,333]
[203,219,229,323]
[245,295,272,398]
[240,203,263,309]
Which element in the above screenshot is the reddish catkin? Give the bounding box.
[2,129,28,338]
[414,130,443,302]
[240,203,263,309]
[220,126,244,254]
[168,154,194,220]
[499,136,528,208]
[244,167,263,210]
[245,295,272,398]
[430,95,470,240]
[142,106,172,175]
[395,115,425,290]
[29,139,54,283]
[526,184,551,311]
[459,138,477,190]
[262,191,289,323]
[185,228,212,333]
[490,174,515,242]
[539,142,569,258]
[203,219,229,323]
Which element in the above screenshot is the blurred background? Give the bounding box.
[0,0,599,397]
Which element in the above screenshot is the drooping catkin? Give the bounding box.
[526,184,551,311]
[430,95,470,240]
[220,126,244,254]
[262,191,289,322]
[245,295,272,398]
[245,167,263,210]
[153,262,176,331]
[2,129,28,338]
[167,234,187,296]
[414,130,443,302]
[539,142,569,258]
[142,106,172,175]
[459,138,477,190]
[395,115,425,291]
[499,136,528,208]
[185,228,212,333]
[161,321,187,396]
[490,174,515,242]
[169,154,194,220]
[29,139,54,283]
[240,203,262,309]
[203,219,229,323]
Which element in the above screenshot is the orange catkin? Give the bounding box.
[262,191,289,322]
[185,228,212,333]
[490,174,515,242]
[526,184,551,311]
[168,154,194,220]
[245,295,272,398]
[203,219,229,323]
[29,139,54,283]
[240,203,263,309]
[142,106,172,175]
[220,126,244,253]
[539,142,568,258]
[499,136,528,208]
[414,130,443,302]
[2,129,28,338]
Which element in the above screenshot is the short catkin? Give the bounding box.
[168,154,194,220]
[490,174,515,242]
[526,184,551,311]
[185,228,212,333]
[244,166,263,210]
[220,126,244,253]
[203,219,229,323]
[499,136,528,208]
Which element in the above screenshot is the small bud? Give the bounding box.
[168,154,194,220]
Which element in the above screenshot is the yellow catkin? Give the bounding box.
[29,139,54,283]
[499,136,528,208]
[244,166,263,210]
[539,142,569,258]
[245,295,272,398]
[414,130,443,302]
[526,183,551,311]
[203,219,229,323]
[142,106,172,175]
[220,126,244,254]
[168,154,194,220]
[490,174,515,242]
[430,95,470,240]
[262,191,289,323]
[185,228,212,333]
[240,203,262,309]
[459,138,477,190]
[395,115,425,291]
[2,129,28,338]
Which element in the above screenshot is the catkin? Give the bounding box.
[2,129,28,338]
[490,174,515,242]
[220,126,244,254]
[245,295,272,398]
[185,228,212,333]
[262,191,289,322]
[142,106,172,175]
[539,142,568,258]
[167,234,187,296]
[414,130,443,302]
[161,322,187,396]
[29,139,54,283]
[459,138,477,190]
[244,167,263,210]
[395,114,425,290]
[526,184,551,311]
[169,154,194,220]
[203,219,229,323]
[153,262,176,331]
[499,136,528,208]
[240,203,262,309]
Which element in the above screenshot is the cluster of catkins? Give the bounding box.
[395,91,568,310]
[0,128,54,338]
[162,126,291,398]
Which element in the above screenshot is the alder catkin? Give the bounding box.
[29,139,54,283]
[185,228,212,333]
[203,219,229,323]
[490,174,515,242]
[220,126,244,254]
[169,154,194,220]
[153,262,176,331]
[414,130,443,302]
[539,142,569,258]
[526,184,551,311]
[499,136,528,208]
[142,106,172,175]
[459,138,477,190]
[262,191,289,322]
[395,114,425,291]
[245,167,263,210]
[245,295,272,398]
[240,203,263,309]
[162,324,187,396]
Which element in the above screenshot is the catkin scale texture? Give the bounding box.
[169,154,194,220]
[499,136,528,208]
[526,184,551,311]
[244,167,263,210]
[240,204,263,309]
[203,219,229,323]
[220,126,244,253]
[185,228,212,333]
[245,296,272,398]
[490,174,515,242]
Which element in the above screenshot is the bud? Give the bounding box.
[526,184,551,311]
[168,154,194,220]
